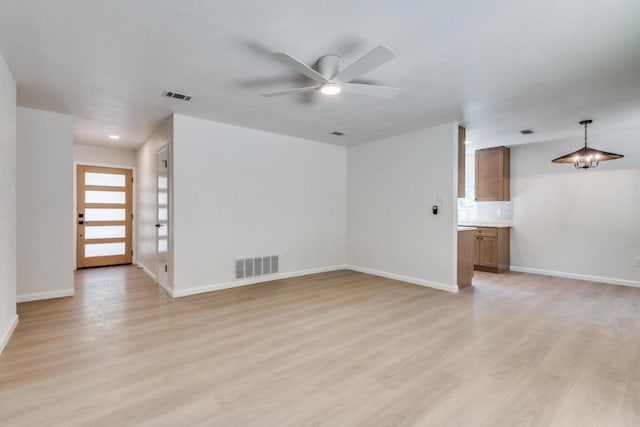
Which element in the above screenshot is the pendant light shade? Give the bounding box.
[552,120,623,169]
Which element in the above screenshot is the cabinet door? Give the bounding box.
[473,236,481,265]
[475,146,510,201]
[476,236,498,267]
[458,126,466,198]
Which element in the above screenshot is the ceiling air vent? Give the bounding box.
[519,128,536,135]
[163,90,192,102]
[330,131,345,136]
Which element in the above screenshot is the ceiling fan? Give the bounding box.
[262,45,399,99]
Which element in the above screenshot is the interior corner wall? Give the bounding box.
[171,114,346,294]
[0,52,17,352]
[16,107,74,301]
[346,123,459,292]
[135,116,173,288]
[510,130,640,285]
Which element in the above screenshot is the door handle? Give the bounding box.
[155,224,162,228]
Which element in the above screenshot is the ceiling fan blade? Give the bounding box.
[271,52,330,84]
[333,45,396,83]
[261,85,320,97]
[341,83,399,98]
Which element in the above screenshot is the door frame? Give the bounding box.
[73,162,136,270]
[155,144,170,291]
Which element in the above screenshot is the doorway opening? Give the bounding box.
[156,145,169,289]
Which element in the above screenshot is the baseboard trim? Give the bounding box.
[345,265,459,293]
[136,262,157,282]
[0,315,19,354]
[157,281,173,297]
[510,266,640,288]
[171,265,348,298]
[136,262,173,296]
[17,289,74,303]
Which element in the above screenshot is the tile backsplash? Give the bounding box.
[458,200,513,225]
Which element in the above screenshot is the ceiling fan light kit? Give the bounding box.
[320,83,341,95]
[551,120,624,169]
[261,45,399,99]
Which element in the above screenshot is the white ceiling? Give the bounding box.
[0,0,639,149]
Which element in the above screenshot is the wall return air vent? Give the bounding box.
[235,255,279,280]
[162,90,192,101]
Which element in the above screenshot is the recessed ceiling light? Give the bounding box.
[320,84,341,95]
[464,140,471,144]
[108,135,120,140]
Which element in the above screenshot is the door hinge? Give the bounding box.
[163,160,168,168]
[131,250,133,256]
[165,265,168,273]
[131,213,134,220]
[131,176,134,183]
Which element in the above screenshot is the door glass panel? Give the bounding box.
[85,190,126,204]
[158,226,167,237]
[158,176,168,190]
[85,172,126,187]
[158,208,168,221]
[85,208,126,221]
[157,238,167,252]
[85,242,125,257]
[85,226,126,239]
[158,192,167,205]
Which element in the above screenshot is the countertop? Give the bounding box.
[458,223,513,228]
[457,226,477,232]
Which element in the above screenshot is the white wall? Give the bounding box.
[135,117,173,288]
[347,123,459,292]
[17,108,74,301]
[510,130,640,286]
[74,144,136,168]
[171,114,346,295]
[0,52,17,352]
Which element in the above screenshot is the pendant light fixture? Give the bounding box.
[551,120,624,169]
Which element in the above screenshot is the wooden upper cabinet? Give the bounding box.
[458,126,466,198]
[475,146,510,201]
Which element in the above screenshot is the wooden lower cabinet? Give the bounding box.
[457,229,475,288]
[473,227,510,272]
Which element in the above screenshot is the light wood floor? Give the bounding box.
[1,266,639,426]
